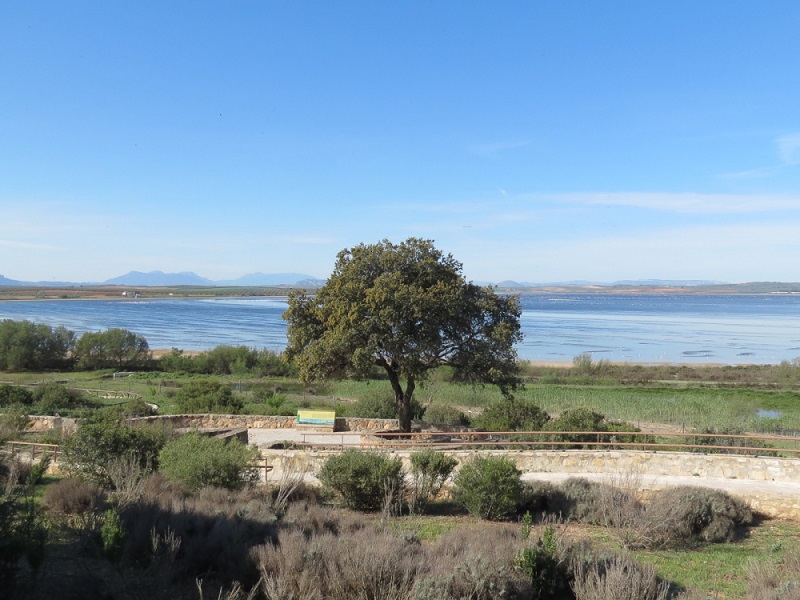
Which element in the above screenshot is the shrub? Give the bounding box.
[635,486,753,549]
[0,407,30,442]
[174,380,244,414]
[474,398,550,432]
[423,403,471,426]
[100,508,126,561]
[0,460,48,592]
[42,477,106,516]
[572,553,670,600]
[32,383,90,414]
[158,432,260,491]
[549,408,640,449]
[61,419,170,487]
[0,384,33,407]
[318,450,404,511]
[515,525,569,600]
[451,455,522,520]
[409,449,458,513]
[342,393,425,421]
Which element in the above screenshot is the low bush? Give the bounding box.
[549,407,640,449]
[515,525,569,599]
[409,449,458,513]
[174,380,244,414]
[423,403,471,426]
[158,432,260,491]
[451,455,522,520]
[0,384,33,407]
[572,553,670,600]
[474,397,550,432]
[318,450,404,512]
[33,383,90,414]
[636,485,753,548]
[61,418,171,487]
[42,477,106,517]
[340,393,425,421]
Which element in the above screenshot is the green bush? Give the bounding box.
[32,383,90,415]
[317,450,404,511]
[62,419,170,487]
[340,393,425,421]
[549,408,639,448]
[100,508,125,561]
[409,449,458,512]
[423,403,471,426]
[158,432,260,491]
[174,380,244,414]
[474,398,550,432]
[451,455,522,520]
[0,384,33,408]
[515,525,568,600]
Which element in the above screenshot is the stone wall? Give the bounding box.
[260,448,800,520]
[26,415,77,434]
[127,414,400,432]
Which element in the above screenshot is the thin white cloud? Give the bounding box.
[466,140,529,158]
[0,239,59,251]
[777,133,800,165]
[538,192,800,214]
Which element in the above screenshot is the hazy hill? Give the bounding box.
[103,271,215,286]
[215,272,320,286]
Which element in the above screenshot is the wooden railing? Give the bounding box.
[297,430,800,457]
[3,441,62,461]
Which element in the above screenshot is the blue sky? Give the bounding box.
[2,2,800,284]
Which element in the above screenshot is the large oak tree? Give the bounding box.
[283,238,522,432]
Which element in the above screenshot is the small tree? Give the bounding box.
[158,433,259,491]
[284,238,522,432]
[452,455,522,520]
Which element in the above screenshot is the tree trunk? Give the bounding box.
[385,367,415,433]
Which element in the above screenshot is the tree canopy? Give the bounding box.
[75,328,150,370]
[283,238,522,431]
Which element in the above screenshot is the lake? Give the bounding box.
[1,293,799,364]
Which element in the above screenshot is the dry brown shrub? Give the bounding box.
[571,553,670,600]
[42,477,106,516]
[411,524,530,599]
[745,544,800,599]
[631,486,752,549]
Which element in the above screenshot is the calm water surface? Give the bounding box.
[1,294,799,364]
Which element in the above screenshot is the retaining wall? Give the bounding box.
[261,448,800,520]
[127,414,400,432]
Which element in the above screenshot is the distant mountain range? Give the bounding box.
[4,272,800,294]
[0,270,325,288]
[491,279,722,288]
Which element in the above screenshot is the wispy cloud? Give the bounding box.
[777,133,800,165]
[0,239,59,251]
[538,192,800,214]
[466,140,529,158]
[718,132,800,179]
